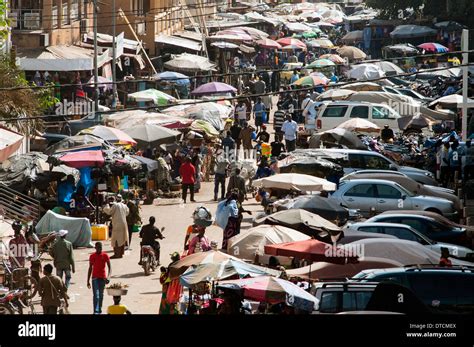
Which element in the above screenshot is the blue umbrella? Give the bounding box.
[155,71,190,86]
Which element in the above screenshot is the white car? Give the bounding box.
[346,222,474,259]
[329,179,457,219]
[315,101,401,131]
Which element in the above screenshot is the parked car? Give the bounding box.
[345,222,474,259]
[310,282,378,314]
[314,149,438,186]
[366,211,473,247]
[341,171,461,211]
[315,101,401,131]
[280,62,304,84]
[382,86,432,102]
[352,266,474,313]
[330,179,457,219]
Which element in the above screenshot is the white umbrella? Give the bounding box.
[164,53,216,72]
[227,225,311,261]
[373,61,404,75]
[317,89,355,101]
[429,94,474,108]
[285,22,312,33]
[123,124,181,146]
[337,118,380,133]
[252,173,337,191]
[348,63,386,81]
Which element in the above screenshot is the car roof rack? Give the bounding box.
[404,264,474,272]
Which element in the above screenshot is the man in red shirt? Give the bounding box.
[179,156,196,203]
[87,242,112,314]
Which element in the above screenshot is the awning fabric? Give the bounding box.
[155,34,202,51]
[17,45,111,71]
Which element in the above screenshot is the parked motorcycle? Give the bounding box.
[1,259,38,299]
[0,289,35,315]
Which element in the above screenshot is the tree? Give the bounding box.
[0,55,59,135]
[366,0,424,19]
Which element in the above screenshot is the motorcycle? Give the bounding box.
[1,259,38,300]
[0,289,35,315]
[141,227,165,276]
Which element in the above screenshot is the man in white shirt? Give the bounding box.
[235,101,247,127]
[281,115,298,152]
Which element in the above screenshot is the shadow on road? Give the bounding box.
[112,271,150,279]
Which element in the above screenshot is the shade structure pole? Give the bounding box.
[461,29,469,141]
[93,0,99,113]
[112,0,117,108]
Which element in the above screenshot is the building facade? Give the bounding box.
[9,0,93,49]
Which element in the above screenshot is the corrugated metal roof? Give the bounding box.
[155,34,203,51]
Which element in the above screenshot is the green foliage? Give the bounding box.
[0,0,9,45]
[366,0,424,19]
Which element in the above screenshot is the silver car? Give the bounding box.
[330,179,457,219]
[345,222,473,259]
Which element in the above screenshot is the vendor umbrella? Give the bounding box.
[348,63,385,81]
[79,125,137,146]
[252,173,336,192]
[169,250,238,279]
[336,45,366,60]
[217,276,318,312]
[281,44,306,51]
[179,259,280,287]
[124,124,181,147]
[190,82,237,96]
[316,88,355,100]
[418,42,449,53]
[276,37,306,49]
[256,38,282,49]
[337,117,380,133]
[128,89,177,106]
[397,113,434,131]
[308,38,334,49]
[227,225,311,261]
[58,150,105,169]
[264,238,357,264]
[291,75,328,87]
[319,54,346,64]
[306,58,336,69]
[308,128,366,149]
[154,71,190,86]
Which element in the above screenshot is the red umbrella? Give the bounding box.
[256,38,282,49]
[59,150,105,169]
[276,37,306,49]
[264,239,357,264]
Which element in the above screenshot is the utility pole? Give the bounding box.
[112,0,117,108]
[93,0,99,113]
[461,29,469,141]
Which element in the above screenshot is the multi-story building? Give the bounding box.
[9,0,93,49]
[99,0,217,56]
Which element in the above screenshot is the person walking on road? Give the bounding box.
[87,242,111,314]
[281,114,298,152]
[214,155,229,201]
[49,230,75,288]
[179,156,197,203]
[126,193,141,250]
[38,264,68,315]
[227,168,247,202]
[103,194,129,259]
[239,122,255,160]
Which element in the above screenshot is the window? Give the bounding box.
[372,106,390,119]
[376,184,402,199]
[349,106,369,118]
[71,0,79,21]
[347,154,365,168]
[363,155,390,169]
[62,2,69,25]
[319,292,340,313]
[342,292,373,311]
[345,184,376,198]
[358,226,380,233]
[322,106,348,118]
[399,218,427,235]
[383,227,419,242]
[408,274,457,308]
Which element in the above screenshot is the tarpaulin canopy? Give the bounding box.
[309,128,367,149]
[253,173,336,192]
[278,156,344,178]
[164,53,217,72]
[179,259,280,287]
[131,155,159,172]
[264,238,357,264]
[44,134,109,155]
[217,276,318,312]
[286,257,403,280]
[0,152,79,192]
[35,210,93,248]
[0,127,24,162]
[348,63,386,80]
[227,225,311,261]
[79,126,137,146]
[390,25,437,39]
[58,150,105,169]
[274,197,349,225]
[162,102,229,132]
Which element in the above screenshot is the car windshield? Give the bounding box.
[394,183,415,197]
